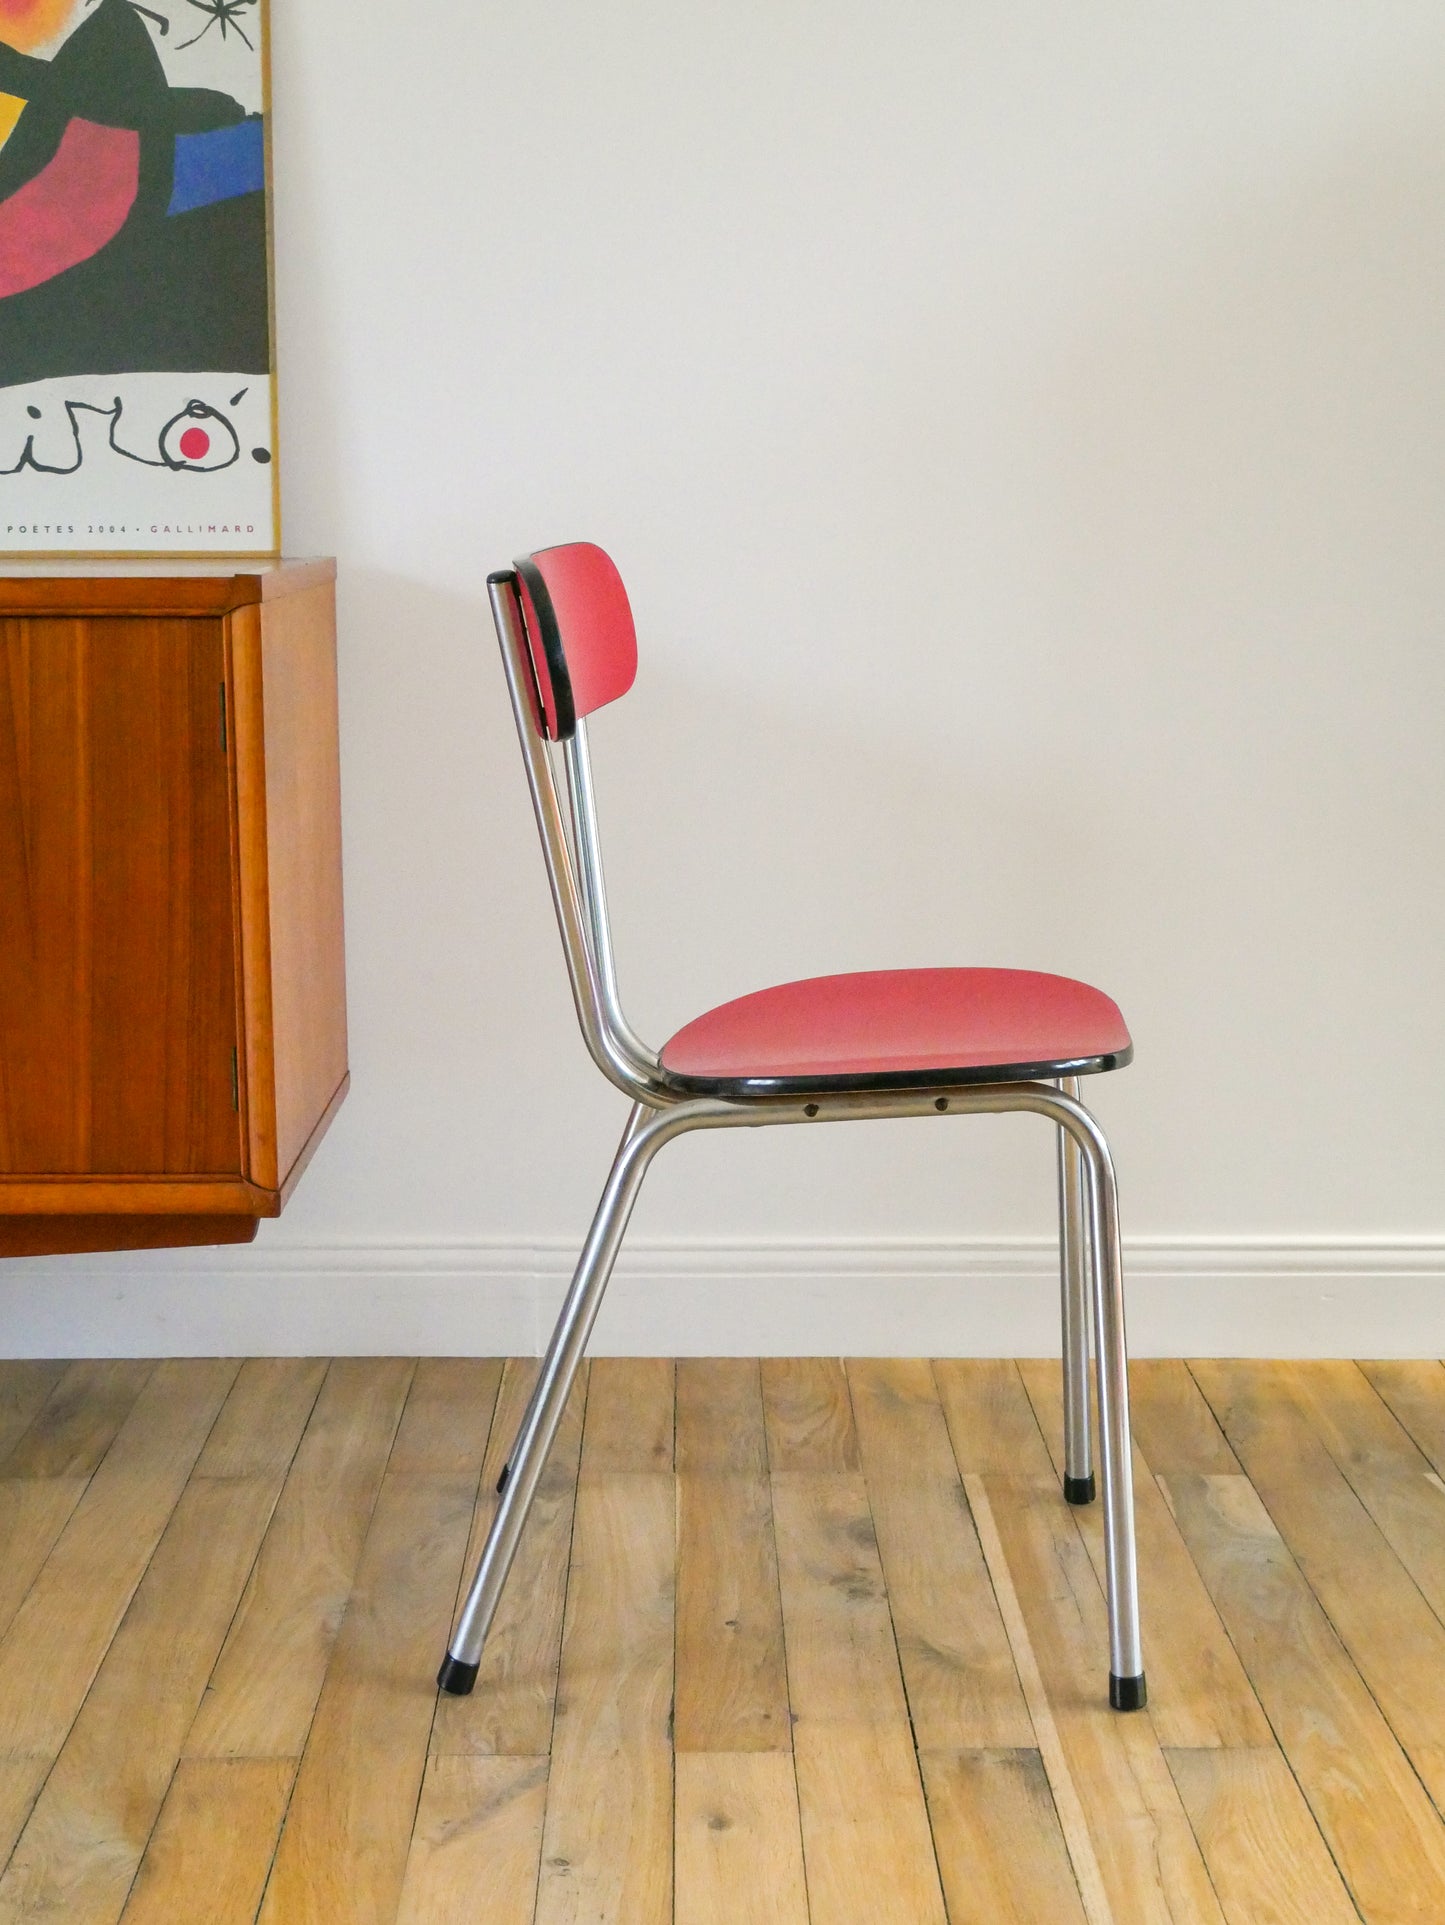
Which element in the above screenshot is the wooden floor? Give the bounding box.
[4,1361,1445,1923]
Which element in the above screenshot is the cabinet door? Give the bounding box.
[0,616,242,1176]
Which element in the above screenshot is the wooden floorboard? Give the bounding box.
[1015,1356,1274,1751]
[395,1755,547,1925]
[0,1364,69,1470]
[675,1358,790,1753]
[920,1746,1090,1925]
[971,1471,1225,1923]
[4,1355,1445,1923]
[0,1362,317,1925]
[255,1360,499,1925]
[1166,1746,1362,1925]
[674,1752,811,1925]
[0,1359,238,1867]
[0,1361,152,1481]
[432,1359,587,1761]
[772,1471,947,1924]
[528,1356,677,1925]
[184,1357,415,1762]
[1193,1358,1445,1811]
[848,1358,1032,1750]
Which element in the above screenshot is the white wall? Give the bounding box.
[10,2,1445,1354]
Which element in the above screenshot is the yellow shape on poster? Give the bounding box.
[0,92,25,155]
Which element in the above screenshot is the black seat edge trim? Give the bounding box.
[660,1042,1132,1099]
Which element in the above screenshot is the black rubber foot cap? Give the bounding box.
[437,1654,479,1697]
[496,1462,510,1495]
[1110,1672,1147,1712]
[1064,1473,1096,1506]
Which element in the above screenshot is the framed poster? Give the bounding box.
[0,0,277,555]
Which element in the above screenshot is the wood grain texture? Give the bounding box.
[1160,1470,1445,1923]
[761,1358,859,1472]
[386,1357,504,1478]
[9,1357,1438,1923]
[580,1357,674,1474]
[193,1357,328,1481]
[0,1361,236,1780]
[848,1358,1032,1749]
[770,1473,912,1728]
[434,1361,588,1760]
[1128,1360,1241,1474]
[0,1359,313,1925]
[0,1175,272,1214]
[1359,1360,1445,1473]
[933,1358,1056,1476]
[771,1473,946,1925]
[1016,1356,1271,1750]
[256,1467,483,1925]
[1167,1746,1361,1925]
[676,1357,767,1475]
[1193,1358,1445,1805]
[0,561,344,1253]
[1,1359,151,1478]
[0,615,241,1179]
[117,1759,293,1925]
[0,1769,45,1889]
[0,1480,89,1647]
[792,1724,946,1925]
[533,1475,675,1925]
[185,1357,413,1762]
[920,1748,1089,1925]
[396,1756,548,1925]
[960,1476,1110,1925]
[254,1474,475,1925]
[0,560,333,617]
[674,1753,810,1925]
[230,580,347,1194]
[675,1359,789,1753]
[0,1361,70,1465]
[0,1358,160,1650]
[975,1473,1225,1924]
[0,1213,259,1254]
[677,1469,788,1754]
[1283,1361,1445,1636]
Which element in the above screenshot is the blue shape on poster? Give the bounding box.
[167,118,264,217]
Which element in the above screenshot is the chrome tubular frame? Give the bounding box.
[452,573,1145,1710]
[442,1075,1144,1703]
[1057,1074,1094,1503]
[561,722,657,1072]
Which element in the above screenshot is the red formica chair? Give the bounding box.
[438,542,1146,1710]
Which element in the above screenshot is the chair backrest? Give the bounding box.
[515,542,638,741]
[488,544,663,1104]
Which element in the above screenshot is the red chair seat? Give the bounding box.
[660,967,1132,1094]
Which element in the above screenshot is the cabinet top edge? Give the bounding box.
[0,557,335,614]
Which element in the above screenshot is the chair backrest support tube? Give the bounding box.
[562,722,658,1072]
[489,572,667,1103]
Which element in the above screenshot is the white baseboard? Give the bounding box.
[3,1235,1445,1358]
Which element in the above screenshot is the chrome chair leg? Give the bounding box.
[438,1101,674,1694]
[1057,1075,1094,1505]
[492,1362,540,1496]
[493,1104,652,1498]
[1074,1118,1145,1709]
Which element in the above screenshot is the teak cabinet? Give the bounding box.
[0,561,347,1257]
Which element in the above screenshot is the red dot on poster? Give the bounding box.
[179,427,210,459]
